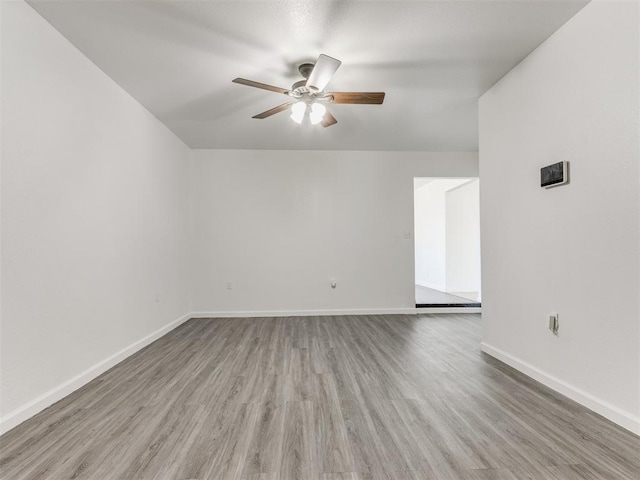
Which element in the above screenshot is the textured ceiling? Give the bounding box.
[28,0,588,151]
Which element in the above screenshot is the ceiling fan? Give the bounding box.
[232,54,385,128]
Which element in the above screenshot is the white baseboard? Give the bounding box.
[190,308,416,318]
[481,342,640,436]
[0,313,192,435]
[190,307,481,318]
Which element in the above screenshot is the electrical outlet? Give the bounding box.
[226,282,232,290]
[548,313,559,335]
[155,293,160,303]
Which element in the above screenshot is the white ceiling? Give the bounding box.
[28,0,588,151]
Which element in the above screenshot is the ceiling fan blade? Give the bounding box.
[306,54,341,92]
[252,102,295,119]
[329,92,385,104]
[321,111,338,128]
[232,78,289,95]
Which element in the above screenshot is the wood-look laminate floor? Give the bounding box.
[1,314,638,480]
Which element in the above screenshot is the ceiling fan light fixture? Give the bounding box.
[233,53,384,128]
[290,101,306,124]
[309,102,326,125]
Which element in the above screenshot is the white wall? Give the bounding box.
[413,178,470,291]
[189,150,478,314]
[1,1,190,433]
[479,0,639,434]
[445,179,481,296]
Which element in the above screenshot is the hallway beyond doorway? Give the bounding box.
[414,177,481,307]
[415,285,481,308]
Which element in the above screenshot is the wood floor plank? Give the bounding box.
[286,347,315,402]
[466,468,519,480]
[1,314,638,480]
[206,402,259,480]
[241,401,286,476]
[280,401,316,480]
[171,404,242,480]
[313,396,357,474]
[109,403,205,480]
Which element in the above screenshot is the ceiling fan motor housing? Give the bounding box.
[290,79,330,100]
[291,80,308,92]
[298,62,315,79]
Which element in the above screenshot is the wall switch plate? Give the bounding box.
[548,313,559,335]
[226,282,232,290]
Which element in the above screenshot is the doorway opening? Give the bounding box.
[414,178,481,308]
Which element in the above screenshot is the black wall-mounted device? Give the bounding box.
[541,161,568,188]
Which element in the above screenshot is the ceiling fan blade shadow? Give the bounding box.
[252,102,295,119]
[306,54,341,91]
[329,92,385,104]
[321,110,338,128]
[233,78,289,95]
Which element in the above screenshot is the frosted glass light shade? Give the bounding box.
[290,102,306,124]
[309,102,326,125]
